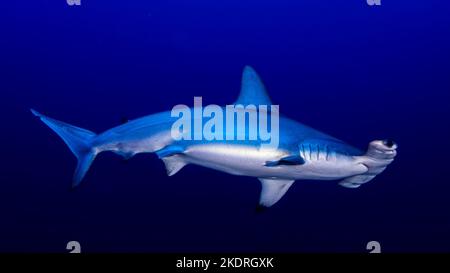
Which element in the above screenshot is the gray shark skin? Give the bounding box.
[32,66,397,208]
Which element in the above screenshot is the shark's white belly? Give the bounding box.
[183,144,286,177]
[182,144,368,181]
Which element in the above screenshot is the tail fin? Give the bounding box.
[340,139,397,188]
[31,109,98,187]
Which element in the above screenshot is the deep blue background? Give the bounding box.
[1,0,449,252]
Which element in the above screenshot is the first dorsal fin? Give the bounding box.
[234,66,272,106]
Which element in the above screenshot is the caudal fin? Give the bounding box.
[31,109,98,187]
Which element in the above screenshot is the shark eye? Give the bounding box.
[382,139,395,148]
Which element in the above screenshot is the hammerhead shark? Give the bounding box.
[32,66,397,208]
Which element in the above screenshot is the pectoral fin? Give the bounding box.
[265,155,305,167]
[258,178,295,207]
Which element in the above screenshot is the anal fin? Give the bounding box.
[161,154,187,176]
[155,145,187,176]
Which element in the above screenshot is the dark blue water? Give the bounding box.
[1,0,449,252]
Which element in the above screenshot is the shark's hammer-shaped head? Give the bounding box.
[338,139,398,188]
[367,139,397,159]
[363,139,398,172]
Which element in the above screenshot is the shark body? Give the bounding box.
[32,66,397,207]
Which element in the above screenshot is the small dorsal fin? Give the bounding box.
[234,66,272,106]
[258,178,295,207]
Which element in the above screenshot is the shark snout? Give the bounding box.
[366,139,397,160]
[369,139,397,151]
[382,139,397,149]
